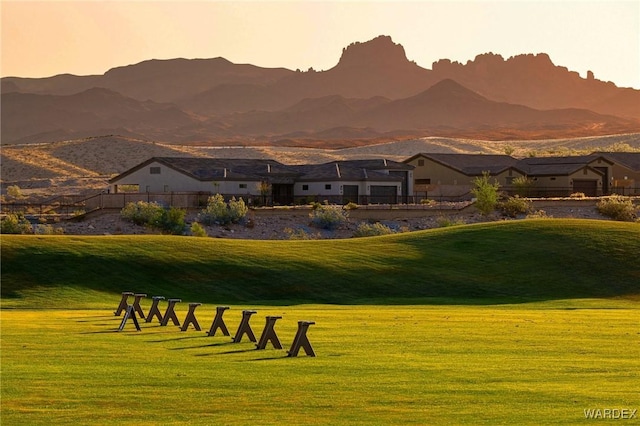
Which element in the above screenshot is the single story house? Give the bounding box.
[517,155,614,197]
[108,157,413,205]
[594,152,640,195]
[404,153,627,198]
[403,153,526,199]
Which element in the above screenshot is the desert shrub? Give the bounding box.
[35,224,64,235]
[0,213,33,234]
[309,203,348,230]
[161,207,186,235]
[284,227,320,240]
[512,176,534,197]
[121,201,164,226]
[570,192,586,199]
[498,196,533,218]
[121,201,186,234]
[6,185,24,199]
[190,222,208,237]
[199,194,248,225]
[420,199,436,206]
[436,216,466,227]
[596,196,638,222]
[353,222,395,237]
[526,209,551,219]
[471,171,500,216]
[343,202,358,210]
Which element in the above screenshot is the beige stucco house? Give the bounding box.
[404,153,525,199]
[109,157,413,205]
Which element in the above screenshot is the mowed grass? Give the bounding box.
[2,219,640,307]
[1,219,639,424]
[1,302,639,425]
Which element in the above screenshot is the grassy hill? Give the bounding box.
[3,219,639,308]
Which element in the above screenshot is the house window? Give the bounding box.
[150,167,161,174]
[239,183,247,189]
[302,184,309,191]
[418,159,425,166]
[415,179,431,185]
[325,184,332,190]
[550,177,556,181]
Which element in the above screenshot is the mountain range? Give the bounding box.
[2,35,639,146]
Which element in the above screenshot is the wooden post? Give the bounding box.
[160,299,181,326]
[114,292,134,316]
[256,316,283,350]
[232,310,257,343]
[287,321,316,357]
[118,305,141,332]
[133,293,147,319]
[146,296,165,323]
[206,306,230,336]
[180,303,202,331]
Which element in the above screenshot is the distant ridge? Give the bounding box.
[2,35,639,145]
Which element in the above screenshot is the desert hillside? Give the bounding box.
[2,133,639,196]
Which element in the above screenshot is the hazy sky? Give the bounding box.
[2,1,639,89]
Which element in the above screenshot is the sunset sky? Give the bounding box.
[2,1,639,89]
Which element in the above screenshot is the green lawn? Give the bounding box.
[1,219,639,424]
[2,302,639,425]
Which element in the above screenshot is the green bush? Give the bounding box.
[199,194,248,225]
[499,196,533,218]
[436,216,466,227]
[121,201,186,234]
[596,196,639,222]
[309,203,348,230]
[471,171,500,216]
[0,213,33,234]
[161,207,186,235]
[121,201,164,226]
[35,224,64,235]
[284,227,319,240]
[512,176,534,197]
[353,222,395,237]
[190,222,208,237]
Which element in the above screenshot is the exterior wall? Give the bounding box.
[610,164,640,195]
[110,161,263,195]
[293,180,402,198]
[407,157,472,186]
[407,155,524,199]
[531,168,603,196]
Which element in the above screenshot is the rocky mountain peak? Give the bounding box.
[335,35,412,69]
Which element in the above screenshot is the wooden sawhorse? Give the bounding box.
[232,310,257,343]
[132,293,147,319]
[287,321,316,357]
[181,303,202,331]
[114,292,134,316]
[256,316,283,350]
[207,306,230,336]
[160,299,181,326]
[146,296,165,323]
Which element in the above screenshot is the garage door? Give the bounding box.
[572,180,597,196]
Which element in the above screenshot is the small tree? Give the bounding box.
[471,171,500,216]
